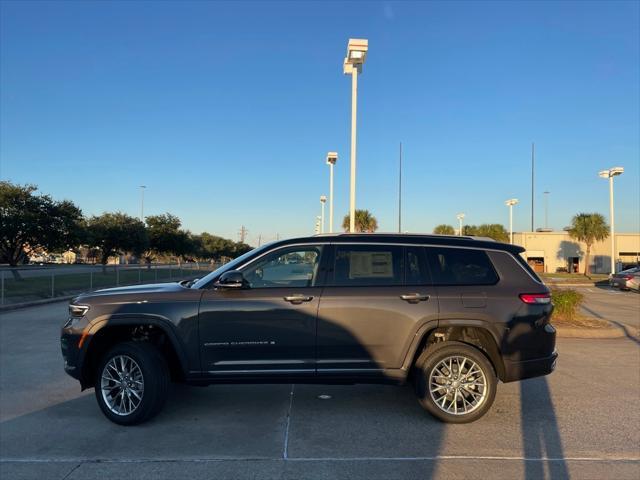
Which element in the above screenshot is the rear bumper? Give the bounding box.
[503,349,558,383]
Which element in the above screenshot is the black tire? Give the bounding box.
[414,341,497,424]
[94,341,169,425]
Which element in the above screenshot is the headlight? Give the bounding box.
[69,304,90,318]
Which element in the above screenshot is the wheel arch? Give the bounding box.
[406,321,506,381]
[79,315,189,389]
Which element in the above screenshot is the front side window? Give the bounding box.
[241,246,322,288]
[331,245,404,286]
[427,247,498,286]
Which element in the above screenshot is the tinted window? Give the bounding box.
[406,246,430,285]
[241,246,322,288]
[427,247,498,286]
[332,245,403,286]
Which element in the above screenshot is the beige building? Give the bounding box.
[513,231,640,274]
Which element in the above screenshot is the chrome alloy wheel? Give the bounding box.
[428,355,487,415]
[100,355,145,416]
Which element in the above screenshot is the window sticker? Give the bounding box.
[349,251,394,278]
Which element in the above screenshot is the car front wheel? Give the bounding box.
[95,341,169,425]
[415,341,497,423]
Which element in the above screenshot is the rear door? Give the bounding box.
[316,243,438,376]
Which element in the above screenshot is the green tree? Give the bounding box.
[462,224,509,243]
[433,224,455,235]
[85,212,148,266]
[568,213,609,276]
[341,209,378,233]
[145,213,192,265]
[0,181,83,267]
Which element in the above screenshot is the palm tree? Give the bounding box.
[433,224,455,235]
[342,209,378,233]
[568,213,609,276]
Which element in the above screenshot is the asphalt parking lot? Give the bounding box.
[576,286,640,331]
[1,302,639,480]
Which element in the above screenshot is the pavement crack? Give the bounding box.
[61,462,82,480]
[283,384,295,460]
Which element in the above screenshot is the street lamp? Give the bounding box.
[599,166,624,274]
[314,216,321,235]
[326,152,338,233]
[343,38,368,233]
[139,185,147,223]
[505,199,519,244]
[320,196,327,234]
[543,191,550,229]
[456,213,465,236]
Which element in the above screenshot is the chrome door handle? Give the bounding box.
[284,295,314,304]
[400,293,430,303]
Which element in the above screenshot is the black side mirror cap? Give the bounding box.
[214,270,247,289]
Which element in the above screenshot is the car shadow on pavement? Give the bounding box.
[520,377,569,480]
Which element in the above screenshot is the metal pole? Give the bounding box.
[320,201,325,234]
[349,68,358,233]
[458,218,463,236]
[531,143,535,231]
[398,142,402,233]
[329,162,334,233]
[544,191,550,229]
[610,175,615,274]
[509,204,514,244]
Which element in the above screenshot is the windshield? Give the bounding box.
[191,242,274,289]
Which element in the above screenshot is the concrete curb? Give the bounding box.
[555,323,628,339]
[0,296,73,313]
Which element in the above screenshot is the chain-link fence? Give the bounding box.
[0,263,220,306]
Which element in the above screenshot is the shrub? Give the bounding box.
[551,289,584,320]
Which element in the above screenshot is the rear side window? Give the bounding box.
[514,252,543,283]
[426,247,498,286]
[332,245,404,286]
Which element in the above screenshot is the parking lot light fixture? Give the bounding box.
[320,196,327,234]
[326,152,338,233]
[599,167,624,274]
[505,199,519,244]
[344,38,368,233]
[456,213,465,236]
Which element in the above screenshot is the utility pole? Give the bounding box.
[398,142,402,233]
[238,226,248,243]
[531,143,535,232]
[257,234,262,246]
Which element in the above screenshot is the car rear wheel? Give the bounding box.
[95,341,169,425]
[414,341,497,423]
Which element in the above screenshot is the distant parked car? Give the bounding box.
[609,267,640,290]
[628,273,640,293]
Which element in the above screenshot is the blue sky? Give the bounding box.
[1,0,638,245]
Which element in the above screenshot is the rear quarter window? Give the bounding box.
[426,247,499,286]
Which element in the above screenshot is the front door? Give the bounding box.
[316,244,438,376]
[198,245,325,377]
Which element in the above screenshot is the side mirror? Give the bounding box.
[214,270,247,289]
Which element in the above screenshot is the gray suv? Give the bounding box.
[61,234,557,425]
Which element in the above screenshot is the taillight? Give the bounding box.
[520,293,551,304]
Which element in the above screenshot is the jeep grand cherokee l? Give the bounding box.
[61,234,557,425]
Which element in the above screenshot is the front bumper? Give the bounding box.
[61,331,83,380]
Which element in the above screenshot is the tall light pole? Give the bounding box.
[543,191,550,229]
[326,152,338,233]
[139,185,146,223]
[320,196,327,234]
[314,216,321,235]
[343,38,368,233]
[505,199,519,244]
[599,167,624,274]
[456,213,465,236]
